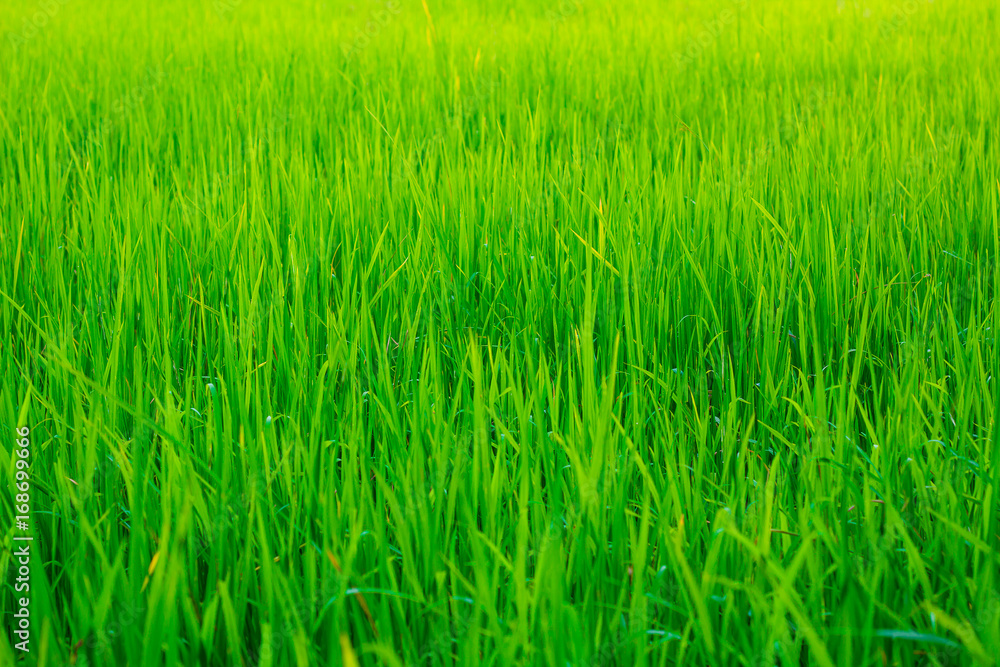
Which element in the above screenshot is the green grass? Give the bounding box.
[1,0,998,665]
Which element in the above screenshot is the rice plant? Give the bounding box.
[1,0,997,665]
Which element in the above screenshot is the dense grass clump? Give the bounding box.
[1,0,998,665]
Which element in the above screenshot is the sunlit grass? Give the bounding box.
[1,0,998,665]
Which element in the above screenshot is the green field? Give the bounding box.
[1,0,998,665]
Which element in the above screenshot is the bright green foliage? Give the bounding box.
[1,0,998,665]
